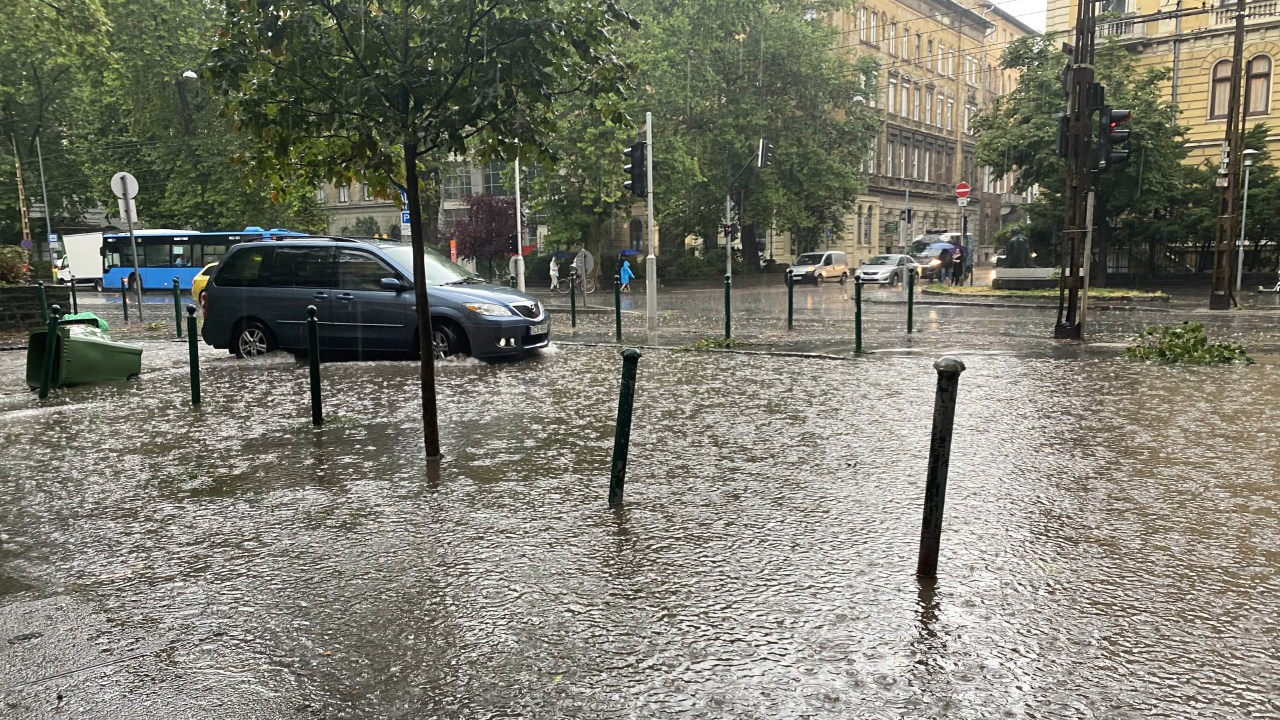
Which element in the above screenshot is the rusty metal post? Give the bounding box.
[916,356,966,577]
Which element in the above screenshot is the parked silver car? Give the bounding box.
[856,254,917,285]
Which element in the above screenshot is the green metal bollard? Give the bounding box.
[307,305,323,426]
[608,347,643,505]
[69,276,78,314]
[916,356,966,578]
[38,305,62,399]
[723,274,732,341]
[614,274,623,342]
[907,268,916,334]
[786,270,795,331]
[121,277,129,324]
[186,305,201,406]
[172,276,183,338]
[569,267,578,329]
[855,275,864,354]
[36,281,49,324]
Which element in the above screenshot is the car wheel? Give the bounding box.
[234,320,275,358]
[432,323,462,359]
[889,272,899,287]
[93,279,103,292]
[815,273,824,285]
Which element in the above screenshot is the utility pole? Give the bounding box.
[35,137,53,263]
[1054,0,1099,339]
[645,112,657,331]
[513,157,525,292]
[1209,0,1247,310]
[10,136,33,247]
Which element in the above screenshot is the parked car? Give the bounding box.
[201,238,550,360]
[190,262,217,305]
[787,250,849,284]
[855,254,917,285]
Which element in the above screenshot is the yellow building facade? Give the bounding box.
[1047,0,1280,164]
[764,0,1035,265]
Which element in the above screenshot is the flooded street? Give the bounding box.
[1,293,1278,718]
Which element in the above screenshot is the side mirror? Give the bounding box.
[380,277,409,292]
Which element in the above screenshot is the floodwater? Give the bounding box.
[0,300,1278,718]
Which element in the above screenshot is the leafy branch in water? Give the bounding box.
[1125,322,1253,364]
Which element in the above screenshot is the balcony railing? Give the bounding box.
[1214,1,1280,26]
[1099,16,1145,39]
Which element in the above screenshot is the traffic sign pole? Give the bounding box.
[111,172,143,323]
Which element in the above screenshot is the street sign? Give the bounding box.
[957,197,970,207]
[20,239,32,250]
[954,182,971,199]
[118,197,137,224]
[400,210,411,240]
[885,221,899,233]
[401,211,411,224]
[110,171,139,200]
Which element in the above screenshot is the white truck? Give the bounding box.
[55,232,105,291]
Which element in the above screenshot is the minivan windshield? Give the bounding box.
[383,246,478,285]
[795,253,825,265]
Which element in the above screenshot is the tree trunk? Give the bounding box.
[405,138,441,459]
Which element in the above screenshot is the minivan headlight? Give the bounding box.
[465,302,514,317]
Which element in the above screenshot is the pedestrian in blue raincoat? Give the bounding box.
[619,259,635,292]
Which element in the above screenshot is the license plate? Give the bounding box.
[528,322,549,336]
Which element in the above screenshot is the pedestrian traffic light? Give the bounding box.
[757,139,774,168]
[1097,107,1131,172]
[723,224,734,238]
[623,141,647,197]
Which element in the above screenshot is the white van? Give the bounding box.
[55,232,105,290]
[788,250,849,284]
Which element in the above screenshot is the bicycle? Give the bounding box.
[555,275,596,294]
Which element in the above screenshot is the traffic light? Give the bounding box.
[1097,107,1131,172]
[623,141,647,197]
[757,139,774,168]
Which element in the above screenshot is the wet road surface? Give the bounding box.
[0,289,1277,718]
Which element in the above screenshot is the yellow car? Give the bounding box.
[191,262,218,305]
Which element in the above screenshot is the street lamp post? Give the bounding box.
[1235,148,1258,296]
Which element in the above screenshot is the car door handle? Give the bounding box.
[313,292,328,300]
[336,293,354,302]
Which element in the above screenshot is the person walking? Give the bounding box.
[951,246,965,286]
[619,259,635,292]
[549,256,560,291]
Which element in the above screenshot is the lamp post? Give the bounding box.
[1236,148,1258,296]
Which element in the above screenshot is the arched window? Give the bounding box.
[1248,55,1272,116]
[1210,59,1232,119]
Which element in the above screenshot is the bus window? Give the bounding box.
[172,245,190,267]
[143,243,171,267]
[197,244,229,266]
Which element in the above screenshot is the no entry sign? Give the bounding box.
[955,182,971,198]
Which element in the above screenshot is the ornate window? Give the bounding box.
[1248,55,1272,116]
[1210,60,1232,119]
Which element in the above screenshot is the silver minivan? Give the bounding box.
[788,250,849,284]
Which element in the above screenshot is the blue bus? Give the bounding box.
[102,227,305,291]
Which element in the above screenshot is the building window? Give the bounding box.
[887,140,895,177]
[361,183,372,201]
[946,99,954,130]
[924,150,932,182]
[483,161,507,195]
[869,12,878,44]
[936,93,944,126]
[1210,60,1232,119]
[315,186,325,204]
[442,163,472,200]
[888,78,897,115]
[913,86,921,121]
[859,8,867,41]
[1248,55,1271,116]
[912,147,920,179]
[925,91,934,125]
[888,24,896,56]
[900,80,910,117]
[927,40,934,71]
[899,143,907,178]
[337,184,350,203]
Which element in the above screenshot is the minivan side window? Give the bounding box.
[824,254,833,266]
[337,249,397,291]
[269,247,333,287]
[215,247,275,287]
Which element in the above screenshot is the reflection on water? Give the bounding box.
[0,340,1277,718]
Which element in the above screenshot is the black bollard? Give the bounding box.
[569,267,578,329]
[916,356,966,578]
[307,305,323,426]
[855,274,864,354]
[614,274,623,342]
[907,268,916,334]
[608,348,643,505]
[69,276,78,314]
[36,281,49,324]
[172,276,183,338]
[38,305,62,399]
[186,305,201,406]
[121,277,129,324]
[723,274,732,341]
[786,269,795,331]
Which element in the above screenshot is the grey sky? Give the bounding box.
[993,0,1047,32]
